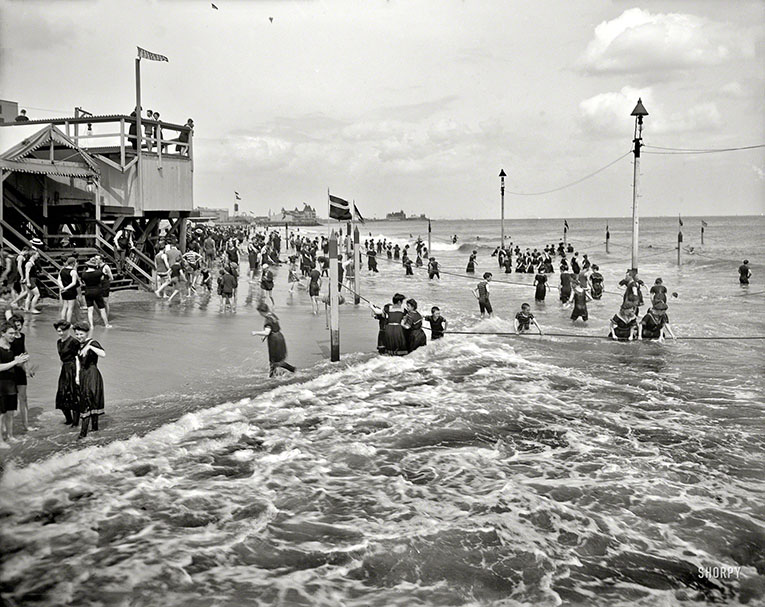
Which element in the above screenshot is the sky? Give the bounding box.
[0,0,763,219]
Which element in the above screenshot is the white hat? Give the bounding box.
[30,238,44,247]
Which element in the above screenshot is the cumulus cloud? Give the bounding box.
[579,86,722,137]
[579,8,747,75]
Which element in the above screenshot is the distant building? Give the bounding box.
[196,206,229,222]
[0,100,19,124]
[269,203,319,226]
[385,210,427,221]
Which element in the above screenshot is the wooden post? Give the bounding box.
[700,224,705,245]
[563,225,567,250]
[42,179,49,244]
[677,230,682,266]
[353,225,360,305]
[285,222,288,248]
[328,231,340,362]
[135,57,143,213]
[345,221,351,258]
[179,216,187,253]
[119,118,126,168]
[0,170,4,245]
[605,225,610,254]
[94,180,101,242]
[427,218,432,255]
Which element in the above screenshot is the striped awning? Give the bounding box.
[0,158,96,178]
[0,124,100,177]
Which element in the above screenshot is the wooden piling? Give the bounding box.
[353,225,360,305]
[328,231,340,361]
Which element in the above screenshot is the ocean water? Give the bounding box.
[1,216,764,607]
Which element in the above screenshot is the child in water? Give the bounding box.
[472,273,493,318]
[424,306,447,339]
[514,303,543,335]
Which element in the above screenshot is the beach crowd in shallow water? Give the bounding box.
[0,222,753,448]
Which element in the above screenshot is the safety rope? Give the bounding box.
[421,327,765,341]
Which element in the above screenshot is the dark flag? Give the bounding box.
[428,219,432,233]
[701,220,708,228]
[137,47,169,62]
[678,215,683,227]
[564,219,569,232]
[235,191,241,200]
[329,194,352,221]
[606,224,610,239]
[353,202,365,224]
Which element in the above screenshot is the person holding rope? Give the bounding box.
[514,303,543,335]
[424,306,447,340]
[639,301,675,342]
[402,298,427,353]
[609,303,638,341]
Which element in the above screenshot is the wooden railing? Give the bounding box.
[94,219,157,269]
[95,234,154,290]
[1,220,63,296]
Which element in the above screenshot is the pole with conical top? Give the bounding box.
[499,169,506,248]
[630,98,648,273]
[427,218,432,256]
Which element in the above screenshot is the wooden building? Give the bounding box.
[0,113,196,292]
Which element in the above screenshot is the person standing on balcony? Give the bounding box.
[176,118,194,155]
[113,225,135,274]
[14,109,30,122]
[153,112,165,152]
[128,110,138,151]
[144,109,154,151]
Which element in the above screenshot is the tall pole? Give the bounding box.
[630,98,648,274]
[700,223,704,245]
[605,224,610,254]
[353,225,360,305]
[427,218,432,255]
[328,231,340,361]
[499,169,506,248]
[677,226,683,266]
[135,57,143,213]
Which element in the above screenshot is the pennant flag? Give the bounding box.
[701,220,708,227]
[211,3,219,9]
[235,191,241,200]
[329,194,352,221]
[606,224,610,239]
[678,215,683,227]
[564,219,569,231]
[353,202,365,224]
[137,47,169,62]
[428,219,432,233]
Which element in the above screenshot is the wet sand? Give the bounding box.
[6,260,375,464]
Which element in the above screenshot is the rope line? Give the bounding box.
[643,144,765,154]
[506,151,631,196]
[422,328,765,341]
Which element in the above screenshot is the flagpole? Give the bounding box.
[563,222,567,250]
[700,222,704,245]
[135,56,143,213]
[605,224,610,254]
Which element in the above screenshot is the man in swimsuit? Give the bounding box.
[472,272,493,318]
[738,260,751,285]
[650,278,667,306]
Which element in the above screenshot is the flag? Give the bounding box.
[678,215,683,227]
[701,220,708,227]
[137,47,169,62]
[428,219,432,233]
[564,219,569,231]
[329,194,352,221]
[235,191,241,200]
[606,224,610,239]
[353,202,365,224]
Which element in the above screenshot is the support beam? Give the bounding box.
[0,170,4,245]
[353,225,360,305]
[120,118,126,168]
[43,179,49,242]
[94,181,101,242]
[178,217,187,253]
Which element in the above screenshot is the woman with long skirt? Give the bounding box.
[252,302,296,377]
[54,320,80,427]
[382,293,408,356]
[370,303,390,354]
[402,298,427,353]
[73,321,106,439]
[0,320,28,446]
